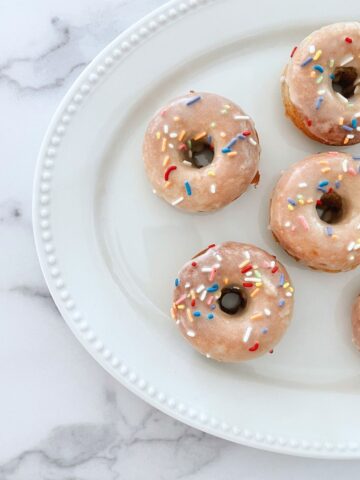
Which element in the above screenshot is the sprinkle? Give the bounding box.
[186,308,193,322]
[325,226,333,236]
[161,137,167,152]
[306,119,312,127]
[342,125,353,132]
[164,181,171,189]
[172,196,184,206]
[283,282,290,289]
[309,45,315,54]
[315,96,324,110]
[345,36,353,43]
[313,64,324,73]
[234,114,250,120]
[244,277,261,282]
[335,180,340,189]
[271,265,279,274]
[352,119,358,129]
[264,308,271,317]
[244,250,250,260]
[243,326,252,343]
[163,124,169,134]
[250,288,260,298]
[342,160,348,172]
[207,170,216,176]
[249,137,257,146]
[187,330,196,337]
[290,46,297,57]
[353,156,360,160]
[225,137,238,149]
[193,310,201,317]
[162,155,170,167]
[239,259,250,268]
[250,313,263,321]
[288,197,296,206]
[169,132,177,139]
[222,147,231,153]
[340,54,354,66]
[329,58,334,67]
[209,268,216,282]
[299,182,308,188]
[175,294,187,305]
[318,180,329,188]
[321,167,331,173]
[200,290,207,302]
[207,283,219,293]
[262,327,269,334]
[179,130,186,141]
[175,278,180,287]
[316,75,324,84]
[301,56,313,67]
[248,341,259,352]
[227,151,237,157]
[348,241,356,252]
[210,184,216,194]
[242,130,251,136]
[242,282,253,288]
[278,299,285,307]
[207,313,214,320]
[241,264,253,274]
[279,273,285,287]
[193,131,207,141]
[184,181,192,196]
[298,215,309,231]
[164,165,177,181]
[191,299,196,307]
[186,95,201,106]
[313,50,322,61]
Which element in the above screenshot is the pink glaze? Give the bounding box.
[143,92,260,212]
[270,152,360,272]
[283,22,360,145]
[171,242,294,362]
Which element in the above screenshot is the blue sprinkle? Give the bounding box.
[335,180,341,189]
[317,186,327,193]
[287,198,296,206]
[207,283,219,293]
[184,181,192,196]
[301,56,313,67]
[318,180,329,188]
[224,137,238,150]
[222,147,232,153]
[353,156,360,160]
[329,73,335,80]
[186,95,201,106]
[342,125,353,132]
[351,119,358,129]
[261,327,269,334]
[237,133,246,140]
[315,96,324,110]
[210,304,216,310]
[325,226,333,236]
[278,299,285,308]
[175,278,180,287]
[193,311,201,317]
[313,64,324,73]
[207,313,214,320]
[279,273,285,287]
[207,135,212,144]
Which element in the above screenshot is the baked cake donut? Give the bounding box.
[282,22,360,145]
[352,295,360,350]
[143,92,260,212]
[171,241,294,362]
[270,152,360,272]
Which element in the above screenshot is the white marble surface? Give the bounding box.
[1,0,360,477]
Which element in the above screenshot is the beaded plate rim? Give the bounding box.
[32,0,360,458]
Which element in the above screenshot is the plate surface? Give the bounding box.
[33,0,360,458]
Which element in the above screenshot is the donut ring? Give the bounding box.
[171,242,294,362]
[352,295,360,350]
[143,92,260,212]
[270,152,360,272]
[282,22,360,145]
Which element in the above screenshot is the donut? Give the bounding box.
[171,242,294,362]
[143,92,260,212]
[282,22,360,145]
[352,295,360,350]
[270,152,360,272]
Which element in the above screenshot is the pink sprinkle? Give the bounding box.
[207,295,214,305]
[175,294,187,305]
[348,167,357,176]
[209,268,216,282]
[298,215,309,231]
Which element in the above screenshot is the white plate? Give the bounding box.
[33,0,360,458]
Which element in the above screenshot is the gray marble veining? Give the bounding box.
[2,0,360,478]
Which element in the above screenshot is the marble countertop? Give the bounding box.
[1,0,360,477]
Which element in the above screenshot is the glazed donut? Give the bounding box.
[143,92,260,212]
[282,22,360,145]
[171,242,294,362]
[352,295,360,350]
[270,152,360,272]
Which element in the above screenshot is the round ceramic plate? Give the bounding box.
[33,0,360,458]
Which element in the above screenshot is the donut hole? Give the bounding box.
[218,285,247,316]
[182,137,214,168]
[316,190,345,224]
[332,66,358,99]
